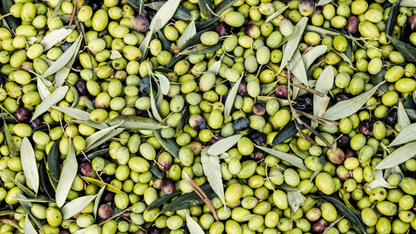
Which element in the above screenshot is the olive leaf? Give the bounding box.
[85,121,123,149]
[376,142,416,170]
[55,42,82,88]
[214,0,239,15]
[195,17,219,31]
[186,212,205,234]
[15,197,53,203]
[277,17,308,75]
[176,107,188,134]
[330,48,354,68]
[386,0,401,40]
[272,117,310,145]
[398,101,411,130]
[288,49,308,86]
[150,162,164,179]
[201,147,226,209]
[177,20,196,49]
[260,81,278,96]
[40,28,73,51]
[289,141,308,159]
[48,0,64,21]
[47,140,61,187]
[109,116,166,130]
[316,0,333,6]
[81,177,123,194]
[24,215,37,234]
[110,50,123,60]
[224,73,244,121]
[39,160,55,200]
[302,45,327,70]
[323,196,366,234]
[37,78,51,100]
[30,86,69,121]
[73,229,86,234]
[149,77,163,122]
[56,138,78,207]
[198,0,213,19]
[207,134,244,156]
[323,82,385,121]
[6,175,36,198]
[389,123,416,146]
[180,43,223,56]
[154,74,170,95]
[20,137,39,195]
[154,81,164,107]
[369,163,394,189]
[42,35,82,78]
[3,119,16,158]
[280,184,304,213]
[401,0,416,6]
[386,35,416,64]
[339,190,360,215]
[61,195,97,220]
[0,219,21,231]
[138,28,154,62]
[313,65,334,125]
[255,145,309,171]
[305,25,347,38]
[265,2,293,23]
[147,192,181,211]
[149,0,181,32]
[1,0,20,30]
[16,194,44,234]
[145,1,191,20]
[178,27,214,54]
[155,129,180,158]
[52,106,109,129]
[83,128,124,154]
[83,100,94,110]
[370,68,388,95]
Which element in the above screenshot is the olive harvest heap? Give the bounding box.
[1,0,416,234]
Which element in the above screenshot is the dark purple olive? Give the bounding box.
[76,79,87,95]
[161,178,175,195]
[15,107,31,123]
[335,93,349,102]
[385,109,397,126]
[98,204,113,220]
[237,80,247,96]
[252,103,266,115]
[294,97,313,112]
[148,227,161,234]
[211,136,225,144]
[132,15,149,32]
[275,85,289,98]
[138,76,151,93]
[358,120,372,135]
[189,115,207,130]
[248,131,266,146]
[299,0,314,16]
[157,152,173,171]
[336,135,349,149]
[249,148,264,161]
[346,16,359,34]
[103,191,115,203]
[30,118,43,129]
[147,9,156,21]
[215,22,229,37]
[408,15,416,32]
[122,211,132,219]
[153,179,162,189]
[59,231,69,234]
[312,219,327,233]
[314,6,322,14]
[20,62,33,72]
[61,42,72,52]
[79,163,95,177]
[327,148,345,164]
[345,148,356,159]
[233,117,250,132]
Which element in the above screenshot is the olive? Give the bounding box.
[138,76,151,93]
[233,117,250,132]
[132,15,149,32]
[98,204,113,220]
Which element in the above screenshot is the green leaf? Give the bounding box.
[369,163,394,189]
[207,134,244,156]
[186,212,205,234]
[288,49,308,86]
[386,0,401,40]
[339,189,360,216]
[289,141,308,159]
[85,122,123,149]
[154,129,180,158]
[278,17,308,75]
[109,115,165,130]
[387,35,416,64]
[83,128,124,153]
[94,185,106,220]
[154,73,170,95]
[56,138,78,207]
[81,176,123,194]
[149,77,162,122]
[254,145,309,171]
[370,68,388,95]
[323,82,385,120]
[376,142,416,169]
[61,195,97,220]
[40,28,73,51]
[401,0,416,6]
[84,100,95,110]
[145,1,191,20]
[20,137,39,195]
[302,45,327,70]
[214,0,239,15]
[178,20,196,49]
[398,101,411,131]
[316,0,333,6]
[389,123,416,146]
[16,194,44,234]
[48,0,64,21]
[6,175,36,198]
[280,184,304,213]
[265,2,293,23]
[30,86,69,121]
[201,147,226,209]
[198,0,213,19]
[110,50,122,60]
[324,196,366,234]
[147,192,181,211]
[39,160,55,200]
[150,162,164,179]
[37,77,51,100]
[176,107,188,134]
[305,25,343,38]
[24,215,37,234]
[180,43,223,56]
[272,118,310,145]
[313,65,334,120]
[260,81,278,96]
[81,148,110,163]
[149,0,181,32]
[138,28,154,62]
[330,48,354,68]
[47,139,61,187]
[224,73,244,121]
[3,119,15,158]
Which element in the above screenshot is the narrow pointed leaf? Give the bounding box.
[323,82,385,120]
[40,28,73,51]
[30,86,69,121]
[109,115,166,130]
[37,78,51,100]
[302,45,327,70]
[56,139,78,207]
[278,17,308,74]
[201,147,225,208]
[265,2,293,23]
[155,129,180,158]
[110,50,122,60]
[331,49,354,68]
[387,35,416,64]
[39,160,55,199]
[61,195,96,220]
[401,0,416,6]
[178,20,196,49]
[94,186,106,220]
[24,215,37,234]
[48,0,64,21]
[288,49,308,86]
[47,139,61,186]
[21,137,39,194]
[0,219,21,231]
[150,78,162,122]
[81,177,123,194]
[224,73,244,121]
[6,175,36,198]
[154,74,170,95]
[255,145,309,171]
[389,123,416,146]
[207,60,222,75]
[3,120,16,158]
[149,0,181,32]
[186,213,205,234]
[138,29,154,62]
[281,184,304,212]
[85,122,123,148]
[370,68,388,95]
[83,128,124,153]
[398,101,411,130]
[207,134,244,155]
[16,194,44,234]
[214,0,239,15]
[313,65,334,119]
[52,106,89,120]
[147,192,181,211]
[317,0,333,6]
[376,142,416,169]
[272,118,310,145]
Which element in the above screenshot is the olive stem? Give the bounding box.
[323,216,344,234]
[98,207,132,226]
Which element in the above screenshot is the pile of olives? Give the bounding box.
[1,0,416,233]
